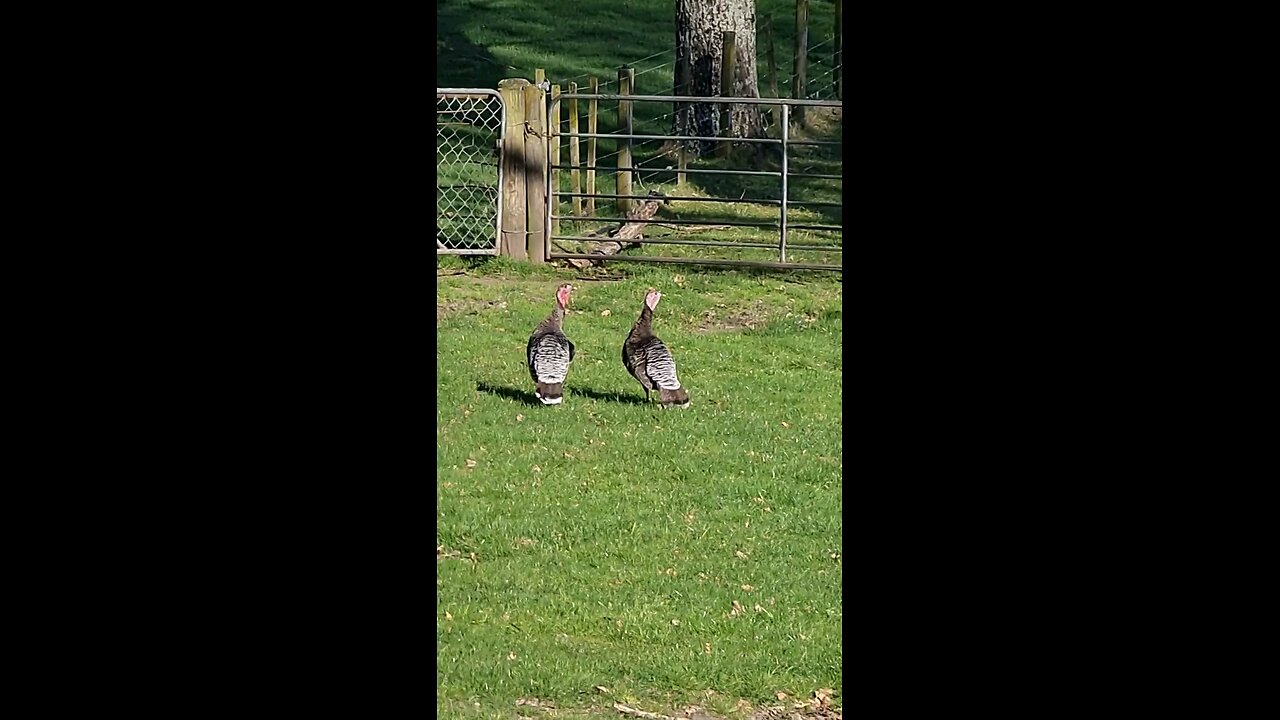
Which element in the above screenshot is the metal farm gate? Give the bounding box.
[544,91,842,271]
[436,89,505,255]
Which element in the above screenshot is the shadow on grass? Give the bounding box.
[475,381,649,406]
[475,381,541,406]
[570,386,648,405]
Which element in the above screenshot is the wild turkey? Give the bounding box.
[622,288,690,408]
[527,283,575,405]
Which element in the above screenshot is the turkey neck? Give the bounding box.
[630,304,654,338]
[539,301,566,332]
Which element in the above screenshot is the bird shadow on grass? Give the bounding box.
[475,381,541,407]
[475,381,648,406]
[570,386,647,405]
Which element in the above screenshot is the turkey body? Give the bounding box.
[528,283,575,404]
[528,329,574,404]
[623,289,689,408]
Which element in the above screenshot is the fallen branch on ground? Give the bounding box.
[613,703,676,720]
[652,223,732,233]
[567,191,667,268]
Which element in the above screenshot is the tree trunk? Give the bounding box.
[673,0,765,156]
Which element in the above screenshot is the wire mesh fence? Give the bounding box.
[437,89,506,255]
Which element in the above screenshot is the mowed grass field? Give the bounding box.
[437,257,843,718]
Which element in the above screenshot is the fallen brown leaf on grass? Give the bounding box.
[594,686,610,694]
[728,600,745,617]
[516,414,525,422]
[735,550,750,559]
[465,458,477,468]
[445,611,453,620]
[741,584,755,592]
[601,309,611,316]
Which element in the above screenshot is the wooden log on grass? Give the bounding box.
[565,191,667,269]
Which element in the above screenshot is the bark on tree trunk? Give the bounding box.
[673,0,765,156]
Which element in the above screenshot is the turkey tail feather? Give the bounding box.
[536,382,564,405]
[659,387,690,408]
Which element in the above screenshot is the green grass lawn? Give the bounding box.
[437,258,842,718]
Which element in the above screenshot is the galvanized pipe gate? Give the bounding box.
[545,92,842,271]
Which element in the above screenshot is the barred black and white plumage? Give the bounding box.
[528,283,575,405]
[622,287,690,409]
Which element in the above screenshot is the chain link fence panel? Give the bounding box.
[437,90,505,254]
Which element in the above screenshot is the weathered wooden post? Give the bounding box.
[523,81,548,263]
[498,78,528,260]
[587,76,598,217]
[719,30,736,158]
[793,0,808,126]
[550,83,561,244]
[833,2,842,100]
[568,81,581,217]
[616,66,634,214]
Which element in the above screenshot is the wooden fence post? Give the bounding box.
[794,0,808,126]
[550,83,561,244]
[523,82,548,263]
[617,66,633,214]
[498,78,528,260]
[833,2,842,100]
[568,81,581,217]
[719,30,736,158]
[587,76,598,217]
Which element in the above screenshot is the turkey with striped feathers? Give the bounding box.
[527,283,575,405]
[622,288,690,408]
